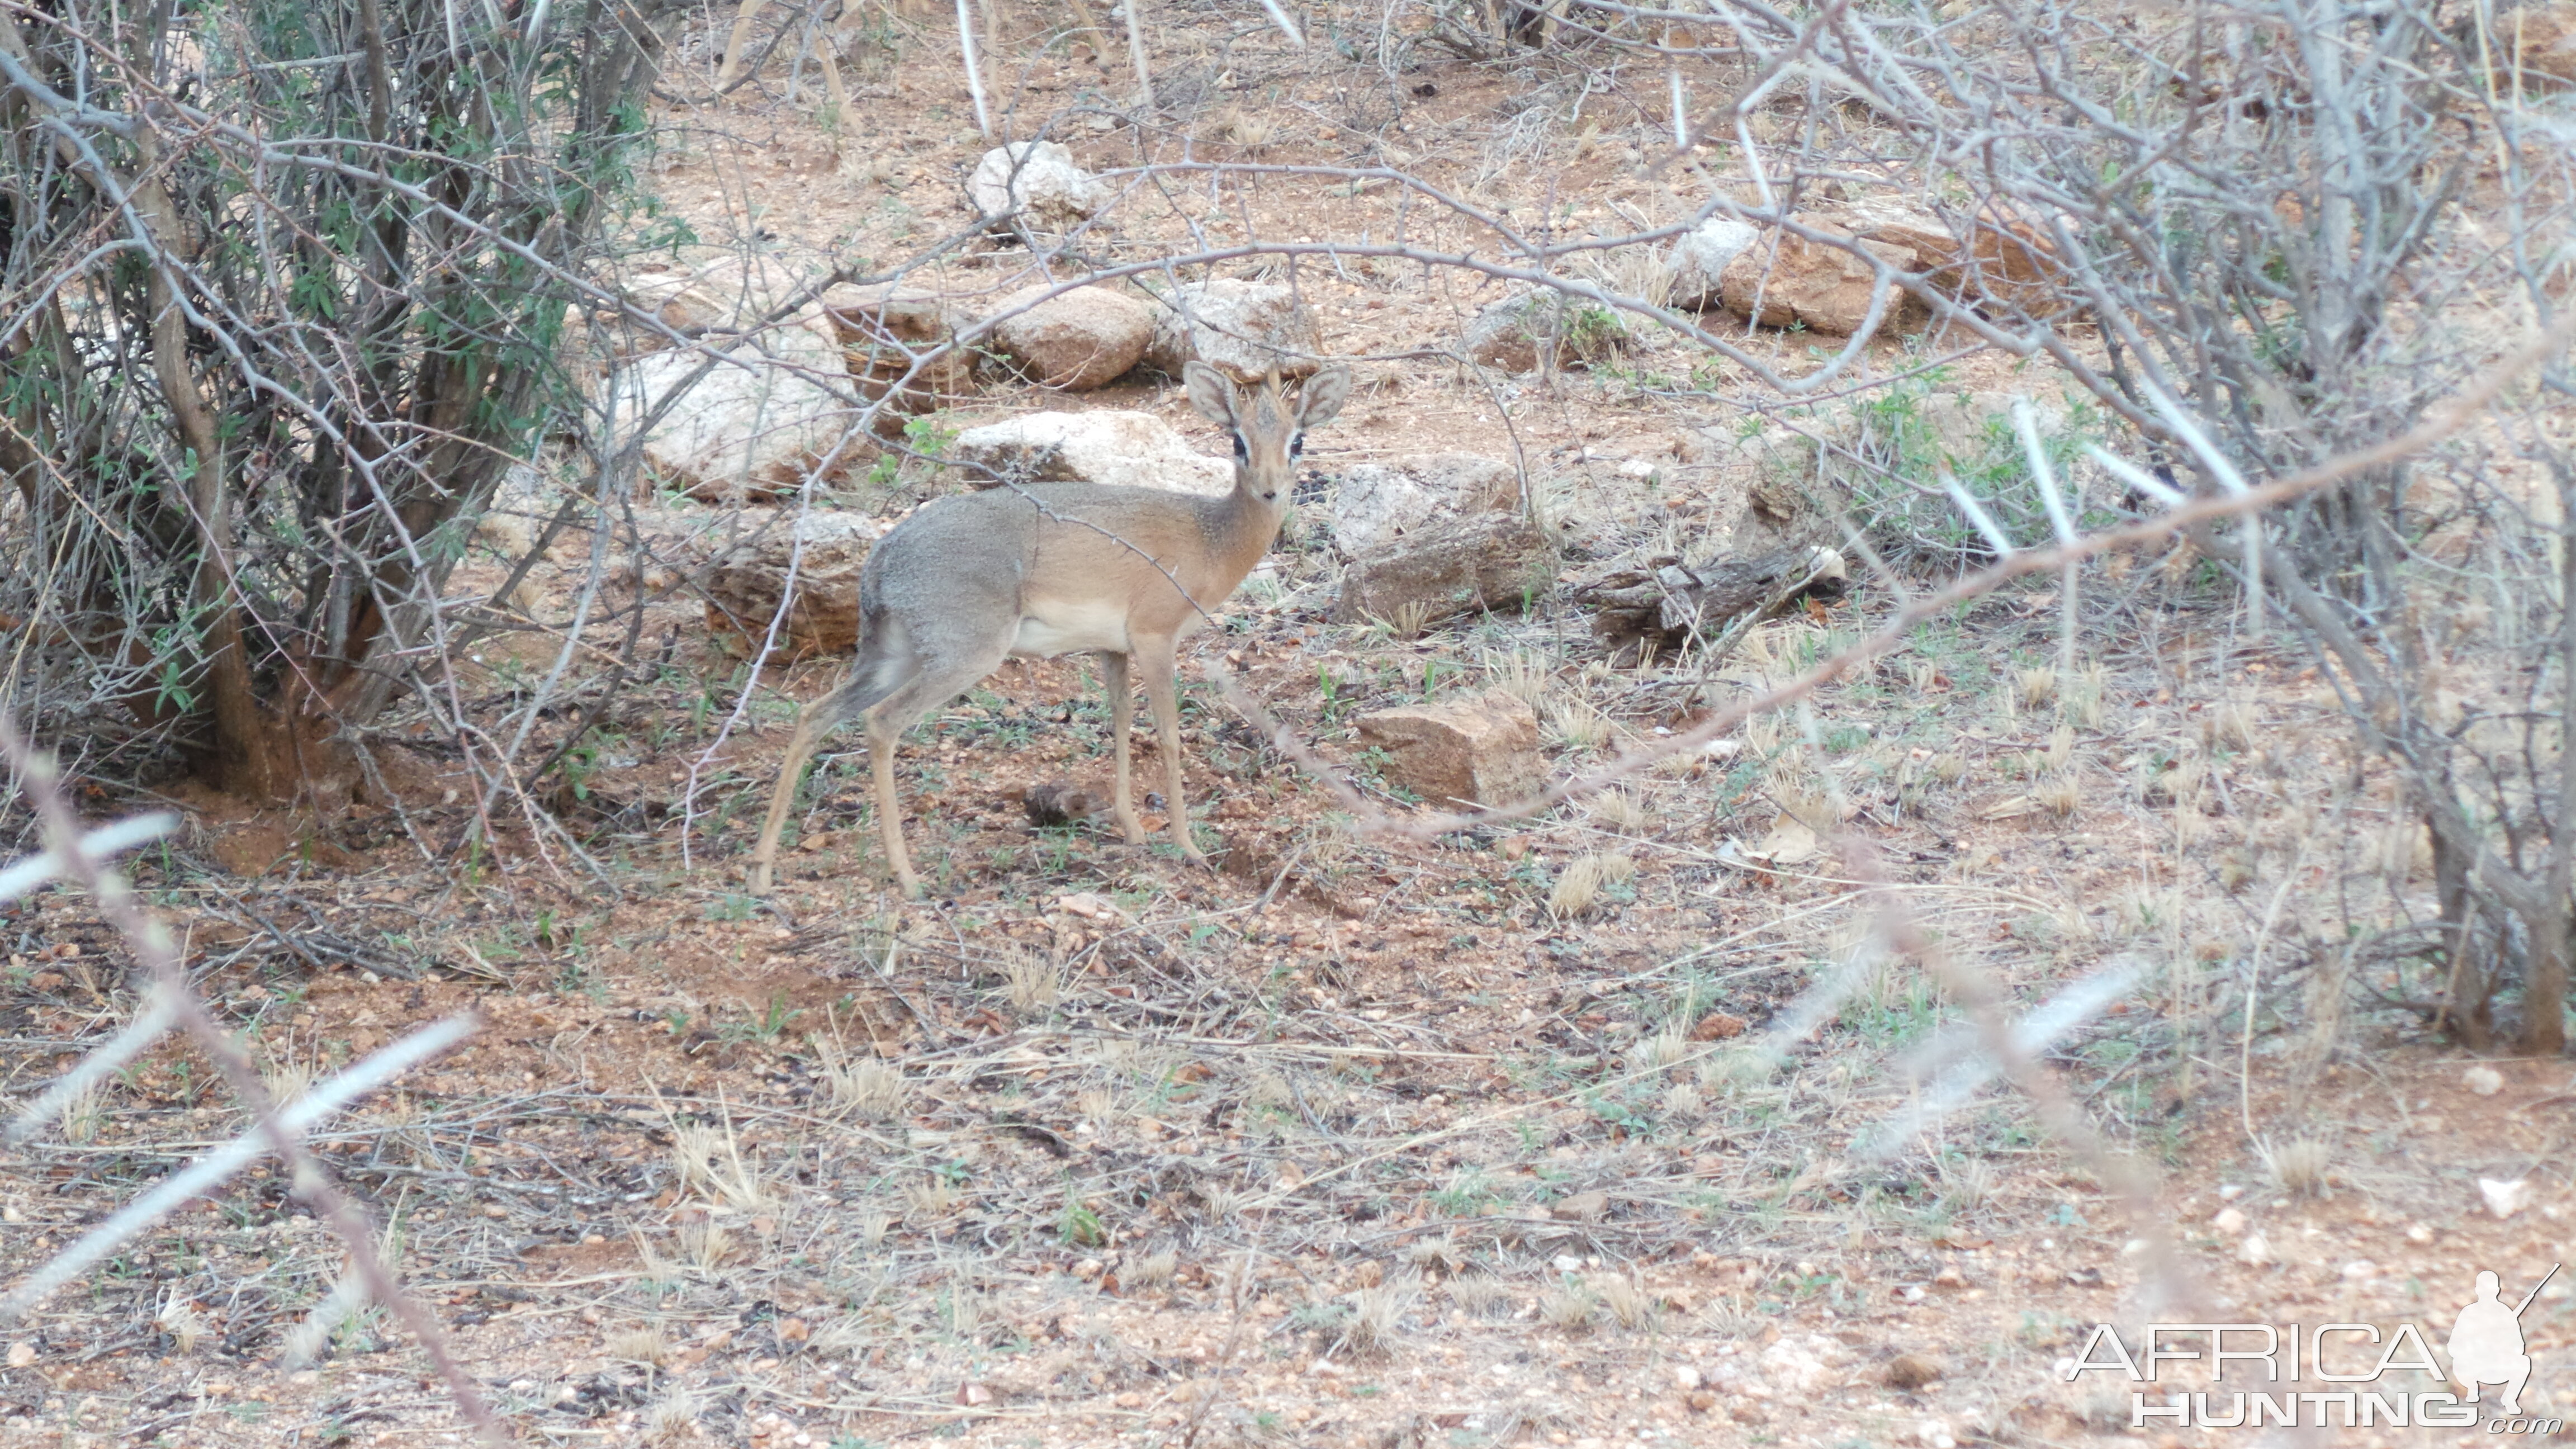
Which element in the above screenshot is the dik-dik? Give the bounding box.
[746,361,1352,897]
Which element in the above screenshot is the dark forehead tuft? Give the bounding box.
[1243,380,1296,438]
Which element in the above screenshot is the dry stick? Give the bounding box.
[955,0,992,137]
[1124,0,1153,110]
[2015,396,2081,683]
[0,722,499,1443]
[1852,853,2202,1315]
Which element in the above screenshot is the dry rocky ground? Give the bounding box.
[1,4,2571,1448]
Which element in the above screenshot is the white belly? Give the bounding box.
[1010,599,1130,658]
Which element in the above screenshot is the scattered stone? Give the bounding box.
[967,141,1110,226]
[1828,196,2064,314]
[987,285,1154,391]
[1353,689,1547,808]
[2212,1206,2247,1234]
[821,282,974,427]
[1550,1190,1611,1223]
[2464,1064,2504,1096]
[1142,280,1323,379]
[1689,1011,1748,1041]
[612,252,818,349]
[700,511,884,660]
[1462,287,1631,372]
[1330,513,1558,627]
[2239,1232,2274,1265]
[1329,454,1523,557]
[1669,216,1759,310]
[607,322,859,503]
[1756,1336,1835,1394]
[1930,1265,1969,1289]
[1673,1365,1703,1390]
[2479,1177,2531,1219]
[1884,1353,1943,1390]
[950,411,1232,495]
[2341,1259,2380,1281]
[1571,544,1847,655]
[1024,781,1106,827]
[1718,224,1925,337]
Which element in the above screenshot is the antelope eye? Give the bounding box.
[1233,435,1248,461]
[1289,434,1304,457]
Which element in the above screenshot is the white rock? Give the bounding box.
[1143,279,1323,379]
[702,510,887,660]
[1672,1365,1702,1390]
[950,411,1232,496]
[2239,1233,2272,1266]
[2479,1177,2531,1219]
[607,322,859,503]
[2218,1183,2243,1201]
[1551,1254,1584,1274]
[1462,287,1629,372]
[2212,1208,2247,1234]
[1330,453,1522,557]
[968,141,1110,226]
[2405,1223,2433,1243]
[2464,1064,2504,1096]
[1669,216,1759,310]
[471,462,557,558]
[2341,1259,2380,1281]
[986,285,1153,391]
[1757,1335,1837,1394]
[613,251,821,346]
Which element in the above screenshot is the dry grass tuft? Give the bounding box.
[1388,598,1436,640]
[817,1045,909,1121]
[1598,1275,1655,1332]
[905,1175,962,1222]
[2019,666,2058,711]
[1541,1281,1597,1332]
[2045,722,2076,771]
[1484,649,1551,709]
[1445,1273,1512,1319]
[1547,851,1635,921]
[607,1323,672,1367]
[643,1387,699,1446]
[2068,662,2108,728]
[678,1219,732,1271]
[2271,1137,2333,1197]
[1590,788,1654,835]
[1340,1273,1419,1356]
[2037,773,2082,817]
[1004,951,1064,1014]
[1129,1248,1180,1289]
[1545,695,1614,752]
[57,1082,107,1145]
[2210,700,2257,751]
[1633,1019,1693,1072]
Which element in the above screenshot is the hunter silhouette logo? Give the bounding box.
[2450,1266,2554,1415]
[2064,1264,2563,1432]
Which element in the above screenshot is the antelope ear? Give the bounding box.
[1297,364,1353,430]
[1183,361,1238,425]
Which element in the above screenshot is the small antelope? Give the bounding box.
[746,360,1352,897]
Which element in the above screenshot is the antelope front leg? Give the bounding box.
[1100,651,1147,844]
[1137,645,1209,867]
